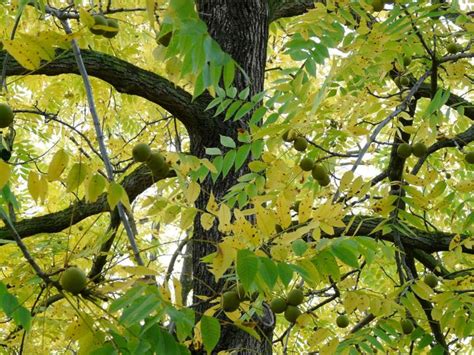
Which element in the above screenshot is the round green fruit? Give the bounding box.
[423,273,438,288]
[287,288,304,306]
[465,152,474,164]
[317,174,331,187]
[399,76,410,87]
[446,43,462,54]
[282,129,297,142]
[336,315,350,328]
[299,157,314,171]
[397,143,412,159]
[0,103,14,128]
[372,0,384,11]
[146,151,169,177]
[412,142,427,158]
[400,319,414,334]
[132,143,151,162]
[103,18,119,38]
[270,297,287,314]
[222,291,240,312]
[90,15,107,35]
[311,164,327,181]
[293,137,308,152]
[284,305,301,323]
[60,267,87,295]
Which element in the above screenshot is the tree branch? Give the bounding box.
[0,49,213,136]
[269,0,319,22]
[0,165,174,242]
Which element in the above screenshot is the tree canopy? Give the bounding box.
[0,0,473,354]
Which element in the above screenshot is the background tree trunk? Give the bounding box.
[190,1,273,353]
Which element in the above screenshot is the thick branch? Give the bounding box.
[412,124,474,174]
[0,165,165,242]
[319,215,472,254]
[269,0,319,22]
[418,84,474,120]
[0,49,212,136]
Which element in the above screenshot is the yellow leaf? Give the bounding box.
[119,265,159,276]
[28,171,41,202]
[456,181,474,193]
[411,280,433,301]
[2,38,40,70]
[321,338,339,355]
[79,7,95,27]
[66,163,89,192]
[404,173,424,186]
[256,204,275,237]
[39,175,48,203]
[47,149,69,182]
[217,203,232,232]
[173,277,183,307]
[276,194,292,228]
[145,0,157,28]
[340,171,354,192]
[309,328,331,346]
[206,192,218,213]
[86,173,107,203]
[180,208,197,230]
[201,158,217,173]
[298,193,313,224]
[107,182,123,210]
[201,213,215,230]
[185,181,201,204]
[347,125,369,136]
[248,160,267,172]
[0,161,11,189]
[211,239,236,280]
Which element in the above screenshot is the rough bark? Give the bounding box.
[191,1,273,353]
[0,50,212,137]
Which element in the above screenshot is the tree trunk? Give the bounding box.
[190,1,273,353]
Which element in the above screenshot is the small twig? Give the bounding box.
[0,209,59,288]
[59,16,144,266]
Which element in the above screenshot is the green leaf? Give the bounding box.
[201,316,220,354]
[214,98,233,116]
[249,106,267,125]
[222,150,236,178]
[277,262,294,286]
[237,249,259,289]
[235,144,251,171]
[224,101,243,121]
[312,249,340,281]
[66,163,89,192]
[223,60,235,88]
[120,295,160,326]
[205,96,223,111]
[220,135,236,148]
[258,257,278,289]
[205,147,222,156]
[109,285,147,312]
[251,139,265,159]
[238,87,250,100]
[233,102,255,121]
[331,240,359,268]
[292,239,308,256]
